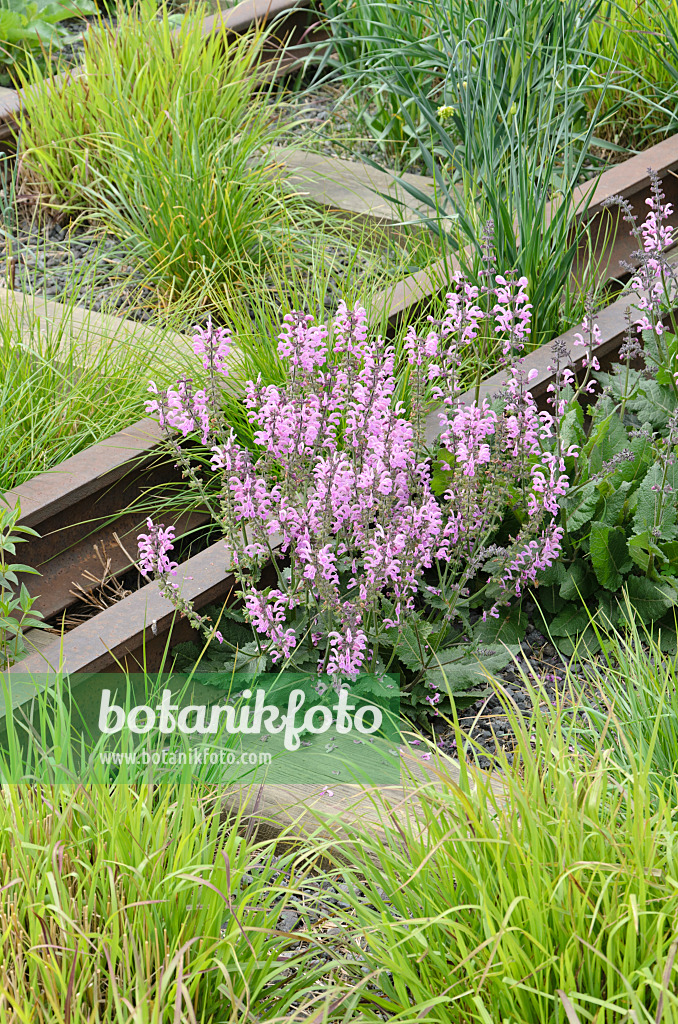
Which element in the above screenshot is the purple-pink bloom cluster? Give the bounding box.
[140,278,580,679]
[137,518,178,578]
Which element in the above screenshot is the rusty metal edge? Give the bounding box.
[7,418,165,529]
[10,538,235,678]
[373,133,678,327]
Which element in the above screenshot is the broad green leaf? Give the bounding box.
[628,531,665,573]
[589,521,633,590]
[537,560,566,587]
[562,480,599,532]
[632,462,678,537]
[659,540,678,574]
[425,645,520,693]
[533,584,565,616]
[559,405,585,452]
[598,482,632,527]
[583,412,628,475]
[382,620,434,671]
[553,625,601,657]
[629,379,677,430]
[625,576,678,623]
[548,603,591,638]
[471,603,528,645]
[559,560,595,600]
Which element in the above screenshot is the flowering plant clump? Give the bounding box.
[139,268,575,706]
[139,167,678,693]
[523,169,678,654]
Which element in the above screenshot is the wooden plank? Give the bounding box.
[221,748,506,847]
[201,0,315,36]
[0,287,191,369]
[271,145,457,233]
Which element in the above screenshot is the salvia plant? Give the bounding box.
[140,270,576,714]
[527,171,678,653]
[138,169,678,705]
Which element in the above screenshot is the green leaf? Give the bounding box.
[562,481,599,532]
[583,412,628,475]
[625,576,678,623]
[628,531,665,573]
[629,379,677,430]
[553,625,601,657]
[431,449,455,496]
[548,603,591,638]
[18,582,39,614]
[559,560,594,600]
[223,640,269,678]
[659,540,678,574]
[425,645,520,693]
[597,482,632,527]
[4,563,39,576]
[589,521,633,591]
[560,404,586,452]
[632,462,678,538]
[533,584,565,616]
[536,560,566,587]
[471,603,528,645]
[382,620,434,671]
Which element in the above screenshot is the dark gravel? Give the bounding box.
[415,600,587,771]
[1,219,160,320]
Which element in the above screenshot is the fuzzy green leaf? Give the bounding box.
[383,620,434,671]
[548,603,591,638]
[471,604,528,645]
[562,481,600,532]
[425,645,520,693]
[589,521,633,591]
[632,462,678,538]
[625,576,678,623]
[559,560,594,600]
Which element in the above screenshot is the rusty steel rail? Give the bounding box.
[6,419,208,623]
[374,134,678,335]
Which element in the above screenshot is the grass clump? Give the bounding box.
[0,284,183,491]
[16,0,314,309]
[586,0,678,148]
[321,0,607,348]
[304,669,678,1022]
[0,781,336,1021]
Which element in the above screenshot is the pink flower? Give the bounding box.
[137,519,178,578]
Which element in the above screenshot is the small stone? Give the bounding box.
[277,911,299,932]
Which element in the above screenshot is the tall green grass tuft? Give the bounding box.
[0,274,187,491]
[0,665,350,1020]
[305,675,678,1022]
[559,602,678,797]
[0,781,340,1021]
[16,0,314,308]
[586,0,678,147]
[322,0,608,349]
